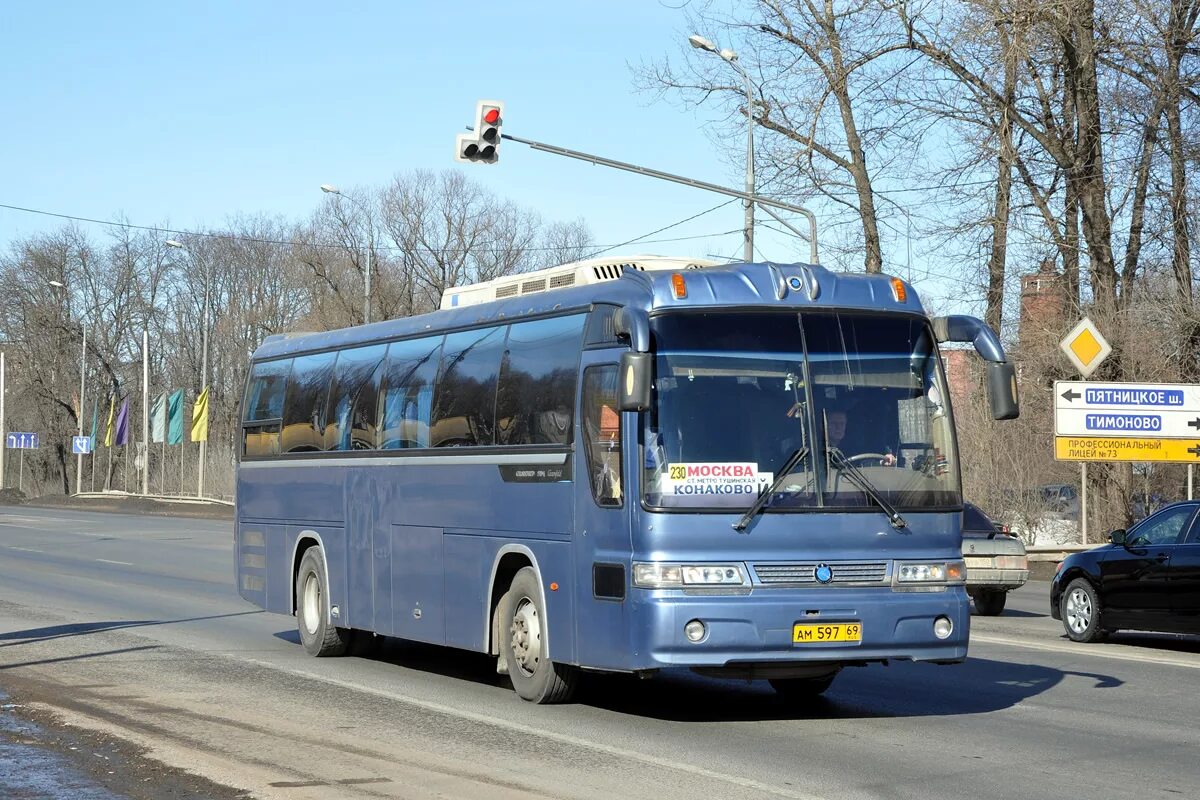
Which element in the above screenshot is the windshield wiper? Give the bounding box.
[733,447,810,532]
[826,447,908,529]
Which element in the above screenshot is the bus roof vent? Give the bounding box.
[439,255,724,309]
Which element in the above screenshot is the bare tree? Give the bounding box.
[640,1,930,272]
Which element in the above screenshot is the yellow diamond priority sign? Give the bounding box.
[1059,317,1111,378]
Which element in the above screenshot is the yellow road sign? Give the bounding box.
[1055,436,1200,463]
[1059,317,1111,378]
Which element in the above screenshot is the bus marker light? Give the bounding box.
[671,273,687,299]
[890,278,907,303]
[550,582,559,592]
[685,619,706,643]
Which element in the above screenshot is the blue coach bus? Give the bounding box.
[235,257,1018,703]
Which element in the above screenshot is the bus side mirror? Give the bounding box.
[618,352,652,412]
[987,361,1020,420]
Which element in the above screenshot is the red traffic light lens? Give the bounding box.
[483,108,501,125]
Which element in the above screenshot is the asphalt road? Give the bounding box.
[1,505,1199,800]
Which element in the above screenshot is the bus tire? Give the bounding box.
[295,546,350,657]
[769,670,839,699]
[502,567,576,704]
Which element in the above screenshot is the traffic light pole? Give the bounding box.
[491,130,819,264]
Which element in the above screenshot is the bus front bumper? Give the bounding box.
[625,586,970,671]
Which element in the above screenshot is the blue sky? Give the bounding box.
[0,1,966,312]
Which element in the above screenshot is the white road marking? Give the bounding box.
[6,546,44,553]
[95,559,134,567]
[242,657,825,800]
[972,632,1200,670]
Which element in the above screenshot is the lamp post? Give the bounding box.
[48,280,88,495]
[689,34,757,264]
[167,239,209,498]
[321,184,373,324]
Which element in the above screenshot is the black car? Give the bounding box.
[1051,501,1200,642]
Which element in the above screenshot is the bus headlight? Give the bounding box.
[894,560,965,585]
[633,562,747,588]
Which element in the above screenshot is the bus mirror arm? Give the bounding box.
[932,315,1019,421]
[614,307,650,353]
[931,315,1005,363]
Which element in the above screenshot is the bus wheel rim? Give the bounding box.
[509,597,541,677]
[303,572,321,636]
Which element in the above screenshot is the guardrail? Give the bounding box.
[1025,543,1095,562]
[72,491,234,508]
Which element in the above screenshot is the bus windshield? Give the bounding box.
[642,311,960,512]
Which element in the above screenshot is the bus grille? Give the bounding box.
[752,561,889,586]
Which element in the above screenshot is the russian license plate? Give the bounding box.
[793,622,862,643]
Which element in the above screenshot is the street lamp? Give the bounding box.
[690,33,758,263]
[321,184,374,324]
[167,238,210,498]
[46,278,87,495]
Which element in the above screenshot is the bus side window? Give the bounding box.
[378,336,442,449]
[431,327,506,447]
[325,344,386,451]
[582,365,622,507]
[243,358,291,457]
[282,353,336,453]
[496,315,586,446]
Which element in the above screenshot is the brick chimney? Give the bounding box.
[941,348,976,408]
[1019,258,1068,353]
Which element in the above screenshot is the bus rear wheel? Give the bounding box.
[502,567,577,704]
[296,546,350,657]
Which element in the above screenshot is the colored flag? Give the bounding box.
[167,389,184,445]
[104,393,116,447]
[150,392,167,443]
[114,397,130,446]
[191,386,210,442]
[89,397,99,443]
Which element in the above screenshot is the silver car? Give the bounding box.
[962,502,1029,615]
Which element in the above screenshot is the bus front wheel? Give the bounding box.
[502,567,577,704]
[295,546,350,657]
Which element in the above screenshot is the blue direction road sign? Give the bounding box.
[1055,381,1200,439]
[5,432,39,450]
[71,435,92,455]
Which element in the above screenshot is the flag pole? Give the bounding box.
[142,330,149,495]
[0,350,6,489]
[76,323,86,494]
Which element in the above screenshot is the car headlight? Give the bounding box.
[633,562,746,588]
[895,560,965,584]
[994,555,1028,570]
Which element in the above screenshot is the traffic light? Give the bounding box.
[476,101,503,163]
[454,99,505,164]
